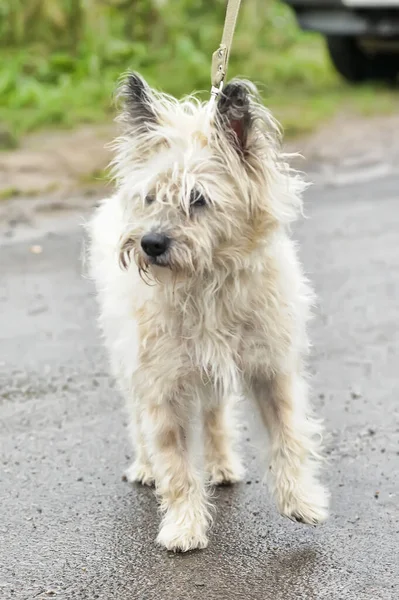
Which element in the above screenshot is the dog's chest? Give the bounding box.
[169,287,259,373]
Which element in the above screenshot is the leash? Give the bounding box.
[208,0,242,113]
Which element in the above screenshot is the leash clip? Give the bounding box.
[207,81,224,116]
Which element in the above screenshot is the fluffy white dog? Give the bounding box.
[88,74,329,552]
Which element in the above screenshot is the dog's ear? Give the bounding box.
[216,81,252,152]
[120,72,157,130]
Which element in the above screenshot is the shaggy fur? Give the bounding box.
[87,73,329,552]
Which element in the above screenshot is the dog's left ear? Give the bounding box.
[216,81,252,152]
[120,72,158,131]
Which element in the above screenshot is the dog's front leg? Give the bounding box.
[124,406,155,487]
[137,377,211,552]
[250,371,329,524]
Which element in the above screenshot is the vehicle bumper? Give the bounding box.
[297,11,399,36]
[284,1,399,36]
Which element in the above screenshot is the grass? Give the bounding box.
[0,0,397,148]
[0,187,21,200]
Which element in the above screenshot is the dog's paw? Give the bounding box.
[278,482,329,525]
[123,460,155,487]
[157,522,209,552]
[207,455,245,485]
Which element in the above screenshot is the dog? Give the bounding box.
[87,73,329,552]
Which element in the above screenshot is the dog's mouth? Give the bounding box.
[146,253,171,268]
[137,250,174,281]
[141,252,177,285]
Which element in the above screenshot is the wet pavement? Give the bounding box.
[1,174,398,599]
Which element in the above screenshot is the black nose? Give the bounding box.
[141,233,170,257]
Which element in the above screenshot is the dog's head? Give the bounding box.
[114,73,305,281]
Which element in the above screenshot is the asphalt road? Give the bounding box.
[1,175,398,600]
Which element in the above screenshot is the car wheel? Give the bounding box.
[326,35,399,83]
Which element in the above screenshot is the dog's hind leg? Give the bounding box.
[203,396,245,485]
[250,371,329,524]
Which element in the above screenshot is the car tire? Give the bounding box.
[326,35,399,83]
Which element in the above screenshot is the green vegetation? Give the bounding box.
[0,187,20,200]
[0,0,397,147]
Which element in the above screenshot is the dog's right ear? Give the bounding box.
[216,81,253,153]
[120,73,157,131]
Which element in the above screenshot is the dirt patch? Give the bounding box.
[0,125,114,200]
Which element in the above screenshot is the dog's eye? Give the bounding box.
[145,194,155,205]
[190,190,207,208]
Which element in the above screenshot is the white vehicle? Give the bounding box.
[283,0,399,81]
